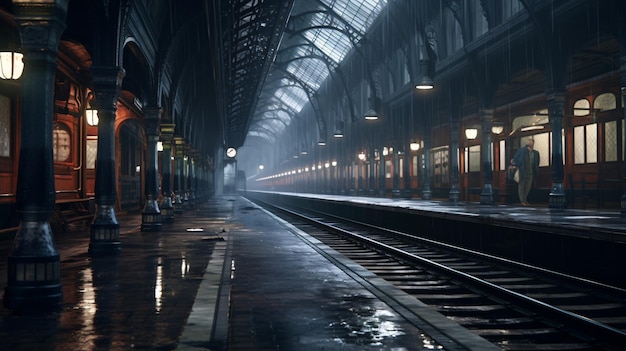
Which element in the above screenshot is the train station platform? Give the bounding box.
[0,195,498,351]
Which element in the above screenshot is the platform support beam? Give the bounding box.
[89,67,125,254]
[620,66,626,217]
[449,112,461,204]
[141,107,162,232]
[392,146,401,198]
[173,137,185,214]
[4,0,69,311]
[547,90,567,209]
[421,131,432,200]
[480,109,494,205]
[160,124,175,223]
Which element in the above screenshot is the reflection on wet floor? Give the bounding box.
[0,200,231,351]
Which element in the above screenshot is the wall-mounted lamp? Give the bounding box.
[333,121,344,138]
[317,139,327,146]
[465,128,478,140]
[157,141,163,152]
[409,141,421,151]
[85,107,99,126]
[491,124,504,135]
[331,160,337,167]
[259,164,264,170]
[85,93,99,126]
[0,51,24,80]
[358,152,366,161]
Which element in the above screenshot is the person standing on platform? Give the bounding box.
[512,138,540,206]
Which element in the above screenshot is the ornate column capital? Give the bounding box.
[143,106,162,137]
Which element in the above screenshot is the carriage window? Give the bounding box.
[573,98,590,117]
[86,136,97,169]
[467,145,480,172]
[533,133,550,167]
[53,122,71,162]
[385,160,392,178]
[574,124,598,164]
[0,95,10,157]
[605,121,618,162]
[499,140,506,171]
[593,93,616,112]
[431,147,449,187]
[399,158,403,178]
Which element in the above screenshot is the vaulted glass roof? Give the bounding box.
[248,0,388,138]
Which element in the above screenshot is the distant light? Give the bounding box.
[186,228,204,232]
[358,152,366,161]
[259,164,264,170]
[324,162,330,168]
[331,161,337,167]
[410,141,420,151]
[318,140,326,146]
[491,125,504,135]
[521,125,544,132]
[364,108,378,120]
[157,141,163,152]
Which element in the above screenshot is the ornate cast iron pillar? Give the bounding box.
[378,147,386,197]
[4,0,69,311]
[367,147,375,195]
[349,160,356,195]
[620,55,626,215]
[480,109,494,205]
[173,137,185,214]
[422,133,432,200]
[548,90,567,209]
[392,146,401,198]
[141,107,162,231]
[89,67,125,254]
[188,153,196,209]
[402,148,412,199]
[159,124,175,223]
[449,115,461,204]
[182,145,190,207]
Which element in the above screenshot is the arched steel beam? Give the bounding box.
[273,66,326,141]
[275,50,357,121]
[285,23,382,111]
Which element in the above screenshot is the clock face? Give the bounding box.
[226,147,237,158]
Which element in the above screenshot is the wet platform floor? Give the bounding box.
[0,196,497,350]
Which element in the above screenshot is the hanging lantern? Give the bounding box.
[0,51,24,80]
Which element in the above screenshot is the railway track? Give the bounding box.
[250,197,626,351]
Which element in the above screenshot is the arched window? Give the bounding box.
[53,122,71,162]
[443,7,463,57]
[471,0,488,39]
[593,93,616,112]
[573,98,590,116]
[502,0,523,21]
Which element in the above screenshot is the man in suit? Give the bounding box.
[512,138,540,206]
